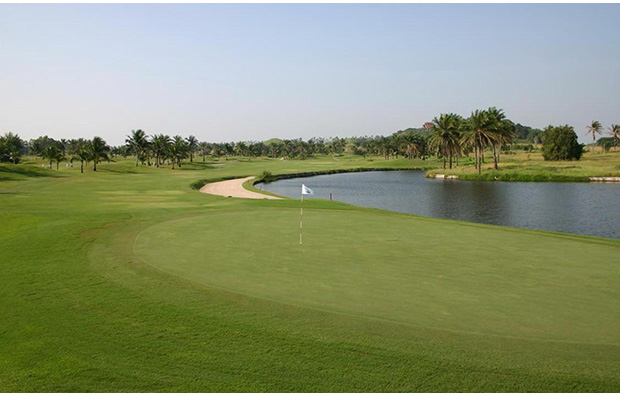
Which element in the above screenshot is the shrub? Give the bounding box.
[542,125,584,161]
[260,170,274,183]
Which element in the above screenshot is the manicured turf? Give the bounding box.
[134,209,619,344]
[1,156,619,392]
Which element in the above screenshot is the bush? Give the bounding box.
[0,132,25,164]
[260,170,275,183]
[542,125,583,161]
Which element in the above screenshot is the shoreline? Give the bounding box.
[425,170,620,183]
[192,165,620,190]
[191,167,431,192]
[192,165,620,201]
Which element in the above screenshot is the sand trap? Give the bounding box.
[199,176,282,199]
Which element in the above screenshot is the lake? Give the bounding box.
[257,171,620,239]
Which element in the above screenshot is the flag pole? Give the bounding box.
[299,190,303,245]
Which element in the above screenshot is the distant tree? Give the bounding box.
[28,136,57,158]
[53,139,66,156]
[110,145,128,158]
[542,125,584,161]
[268,141,283,158]
[586,121,603,144]
[54,149,66,170]
[249,141,264,159]
[609,124,620,147]
[462,110,494,174]
[0,133,25,164]
[186,135,198,162]
[28,139,44,158]
[429,113,462,169]
[220,142,232,160]
[211,143,224,160]
[169,135,188,169]
[42,145,61,169]
[126,129,149,167]
[328,137,347,155]
[596,137,616,152]
[198,142,210,162]
[66,138,86,164]
[151,134,172,166]
[487,108,516,169]
[0,138,6,163]
[235,141,247,157]
[513,123,542,141]
[89,137,110,171]
[72,145,91,174]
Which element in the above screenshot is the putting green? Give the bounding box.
[134,208,620,344]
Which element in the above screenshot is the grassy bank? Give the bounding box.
[0,156,618,391]
[425,150,620,182]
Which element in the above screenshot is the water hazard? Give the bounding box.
[257,171,620,239]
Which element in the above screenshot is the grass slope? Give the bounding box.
[1,156,619,392]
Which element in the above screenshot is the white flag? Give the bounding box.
[301,184,313,195]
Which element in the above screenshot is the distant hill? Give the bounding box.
[263,138,284,145]
[393,127,430,136]
[514,123,543,143]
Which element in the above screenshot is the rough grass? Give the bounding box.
[426,150,620,182]
[0,155,619,392]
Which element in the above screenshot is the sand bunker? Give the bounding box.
[199,176,281,199]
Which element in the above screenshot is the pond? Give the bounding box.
[257,171,620,239]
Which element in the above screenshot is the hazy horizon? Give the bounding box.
[1,4,619,146]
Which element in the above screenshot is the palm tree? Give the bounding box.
[401,133,425,160]
[126,129,148,167]
[235,141,247,157]
[72,145,91,173]
[89,137,110,171]
[42,146,60,169]
[462,110,494,174]
[186,135,198,162]
[54,150,66,170]
[609,124,620,148]
[586,121,603,145]
[198,142,210,162]
[59,139,68,156]
[429,113,462,169]
[66,138,84,164]
[169,135,188,169]
[151,134,172,166]
[29,140,44,159]
[224,142,234,160]
[486,107,516,170]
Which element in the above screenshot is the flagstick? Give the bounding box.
[299,192,303,245]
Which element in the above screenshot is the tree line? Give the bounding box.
[124,131,349,167]
[6,135,112,173]
[2,111,618,172]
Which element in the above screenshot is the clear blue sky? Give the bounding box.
[1,4,619,145]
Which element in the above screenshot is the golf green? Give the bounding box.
[134,208,620,345]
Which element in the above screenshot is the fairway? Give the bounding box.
[134,208,620,344]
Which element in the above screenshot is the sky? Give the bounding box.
[1,4,619,146]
